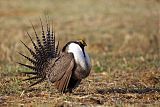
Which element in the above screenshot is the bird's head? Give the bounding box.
[77,39,87,48]
[62,39,87,52]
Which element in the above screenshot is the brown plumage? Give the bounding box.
[18,18,91,93]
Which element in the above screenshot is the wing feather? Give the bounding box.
[55,60,73,92]
[47,52,75,92]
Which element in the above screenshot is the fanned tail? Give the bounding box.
[18,17,60,87]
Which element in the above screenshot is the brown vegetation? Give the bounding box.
[0,0,160,106]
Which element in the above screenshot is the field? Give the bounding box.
[0,0,160,106]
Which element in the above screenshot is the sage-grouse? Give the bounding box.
[18,18,91,93]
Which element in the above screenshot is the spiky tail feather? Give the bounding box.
[18,17,59,87]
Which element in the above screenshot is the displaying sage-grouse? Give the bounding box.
[18,19,91,93]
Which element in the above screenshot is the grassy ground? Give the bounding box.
[0,0,160,106]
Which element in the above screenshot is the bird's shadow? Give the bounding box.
[20,87,160,96]
[96,87,160,94]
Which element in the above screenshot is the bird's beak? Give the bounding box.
[83,42,87,46]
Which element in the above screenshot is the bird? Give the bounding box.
[18,18,91,93]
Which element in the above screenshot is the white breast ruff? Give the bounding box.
[67,43,91,70]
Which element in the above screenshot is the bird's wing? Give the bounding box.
[47,52,75,92]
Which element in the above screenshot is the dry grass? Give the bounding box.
[0,0,160,106]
